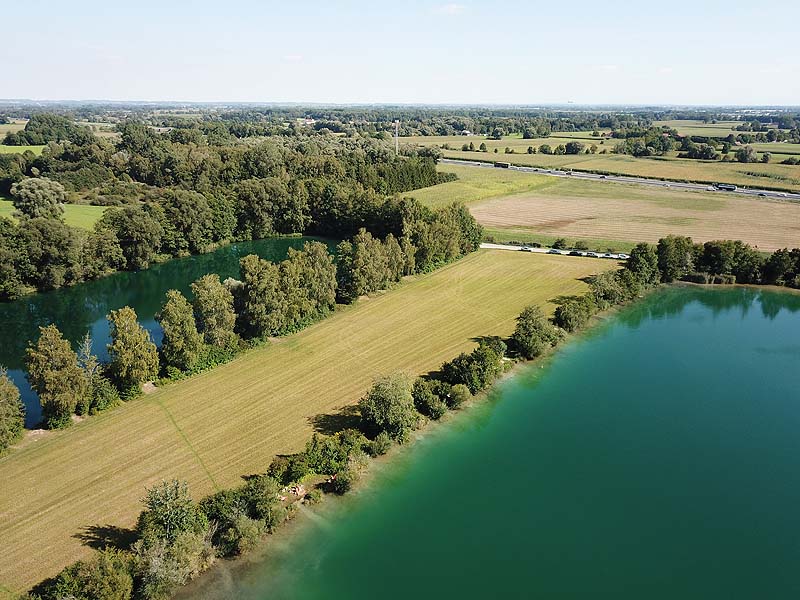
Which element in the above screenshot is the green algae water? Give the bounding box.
[0,237,328,426]
[198,286,800,600]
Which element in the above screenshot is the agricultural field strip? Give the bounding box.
[0,250,610,593]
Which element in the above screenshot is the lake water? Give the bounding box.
[200,286,800,600]
[0,237,326,426]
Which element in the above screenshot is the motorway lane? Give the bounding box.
[481,242,628,260]
[440,158,800,201]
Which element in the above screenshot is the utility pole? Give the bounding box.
[394,119,399,156]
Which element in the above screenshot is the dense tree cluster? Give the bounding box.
[3,114,94,146]
[0,115,460,300]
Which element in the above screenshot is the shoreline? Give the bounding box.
[174,280,800,598]
[172,308,615,599]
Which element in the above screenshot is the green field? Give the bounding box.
[0,145,45,156]
[408,165,800,252]
[652,119,742,137]
[0,200,106,229]
[0,249,612,594]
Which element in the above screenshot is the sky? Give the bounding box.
[2,0,798,106]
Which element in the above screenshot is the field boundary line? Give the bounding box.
[153,397,220,492]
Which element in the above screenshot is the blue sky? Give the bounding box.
[3,0,798,105]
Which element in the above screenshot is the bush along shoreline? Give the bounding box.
[19,243,670,600]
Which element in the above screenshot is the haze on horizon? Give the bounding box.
[3,0,799,106]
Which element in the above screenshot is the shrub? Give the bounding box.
[554,295,597,333]
[87,375,121,414]
[511,305,561,358]
[412,378,447,420]
[440,339,506,394]
[137,480,209,544]
[449,384,472,408]
[331,466,359,495]
[368,431,393,456]
[133,530,215,600]
[358,373,419,443]
[40,548,134,600]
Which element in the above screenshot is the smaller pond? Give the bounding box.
[0,237,330,426]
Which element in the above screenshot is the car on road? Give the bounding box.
[758,193,767,197]
[568,251,582,256]
[547,249,561,254]
[707,186,716,191]
[519,246,534,252]
[586,252,599,258]
[617,253,630,259]
[600,175,607,179]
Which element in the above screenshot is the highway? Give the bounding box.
[481,242,628,260]
[440,158,800,201]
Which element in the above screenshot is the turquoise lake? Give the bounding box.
[194,286,800,600]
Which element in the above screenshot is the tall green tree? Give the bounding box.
[107,306,159,392]
[99,205,163,270]
[657,235,695,282]
[157,290,203,372]
[191,274,238,348]
[626,242,661,286]
[238,255,284,337]
[10,177,66,220]
[25,324,86,428]
[0,367,25,453]
[359,373,419,443]
[511,305,560,359]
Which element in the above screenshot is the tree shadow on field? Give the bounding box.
[550,294,583,306]
[73,524,138,551]
[310,405,361,435]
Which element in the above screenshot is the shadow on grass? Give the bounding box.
[309,405,361,435]
[73,524,138,551]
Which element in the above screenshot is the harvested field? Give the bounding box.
[472,186,800,251]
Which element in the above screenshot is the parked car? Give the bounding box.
[547,249,561,255]
[617,253,630,259]
[568,251,582,256]
[519,246,534,252]
[586,252,599,257]
[602,253,613,258]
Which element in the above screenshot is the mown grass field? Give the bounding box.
[0,145,45,156]
[0,120,26,136]
[410,165,800,252]
[0,200,106,229]
[652,119,742,137]
[407,135,800,191]
[0,249,612,595]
